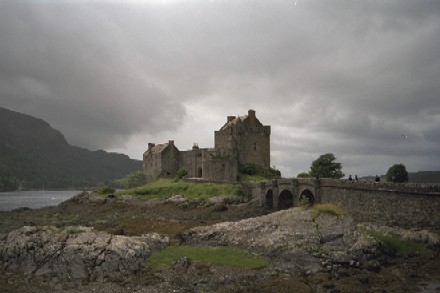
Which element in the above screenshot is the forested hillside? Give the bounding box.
[408,171,440,183]
[0,107,142,191]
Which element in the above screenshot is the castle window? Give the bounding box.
[254,143,257,151]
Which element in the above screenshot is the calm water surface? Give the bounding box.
[0,190,81,211]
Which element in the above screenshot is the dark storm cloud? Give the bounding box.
[0,0,439,176]
[0,1,186,149]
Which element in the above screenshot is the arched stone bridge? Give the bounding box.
[244,178,440,230]
[249,178,320,209]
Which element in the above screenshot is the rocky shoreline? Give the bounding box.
[1,194,440,292]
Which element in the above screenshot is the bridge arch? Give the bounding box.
[265,189,274,209]
[278,189,294,209]
[300,189,315,206]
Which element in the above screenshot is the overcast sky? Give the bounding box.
[1,0,439,178]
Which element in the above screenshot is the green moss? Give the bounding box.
[146,245,269,270]
[65,227,85,235]
[238,174,272,183]
[367,230,426,257]
[312,203,347,219]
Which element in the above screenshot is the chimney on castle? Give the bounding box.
[168,140,174,146]
[227,116,235,123]
[248,109,256,125]
[148,143,155,151]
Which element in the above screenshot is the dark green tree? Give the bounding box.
[386,163,408,183]
[309,153,344,179]
[123,171,147,189]
[297,171,311,178]
[176,168,188,180]
[0,164,18,191]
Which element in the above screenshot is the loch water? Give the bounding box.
[0,190,81,211]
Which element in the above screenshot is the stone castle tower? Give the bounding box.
[143,109,270,182]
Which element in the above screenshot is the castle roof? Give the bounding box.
[152,143,169,153]
[143,143,170,156]
[220,115,247,131]
[219,110,264,131]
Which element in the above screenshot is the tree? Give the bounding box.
[123,171,147,189]
[297,171,311,178]
[176,168,188,180]
[0,164,18,192]
[386,163,408,183]
[309,153,344,179]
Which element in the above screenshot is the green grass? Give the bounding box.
[97,185,115,195]
[146,245,269,270]
[367,230,426,257]
[312,203,347,219]
[120,179,244,200]
[238,174,272,183]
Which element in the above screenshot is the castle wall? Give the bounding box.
[179,148,204,178]
[214,110,270,168]
[235,126,270,167]
[179,148,238,182]
[203,150,238,182]
[143,142,179,182]
[160,145,180,178]
[143,150,161,182]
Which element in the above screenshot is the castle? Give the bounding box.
[143,110,271,182]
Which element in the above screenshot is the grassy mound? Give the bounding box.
[146,245,269,270]
[120,179,244,200]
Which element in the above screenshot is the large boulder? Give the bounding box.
[179,208,357,253]
[0,226,168,284]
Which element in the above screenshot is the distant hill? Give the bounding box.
[0,107,142,191]
[362,171,440,183]
[408,171,440,183]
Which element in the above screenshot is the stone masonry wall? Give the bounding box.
[317,180,440,230]
[250,179,440,230]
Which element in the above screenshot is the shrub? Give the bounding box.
[312,203,347,219]
[176,168,188,180]
[297,172,311,178]
[367,230,425,257]
[97,185,115,195]
[299,196,311,209]
[122,171,146,189]
[238,163,280,182]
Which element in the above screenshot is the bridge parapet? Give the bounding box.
[245,178,440,230]
[317,178,440,195]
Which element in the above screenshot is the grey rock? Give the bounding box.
[0,226,168,284]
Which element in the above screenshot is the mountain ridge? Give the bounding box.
[0,107,142,191]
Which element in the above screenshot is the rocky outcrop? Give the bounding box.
[0,226,168,285]
[179,207,440,274]
[180,208,357,253]
[2,207,440,292]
